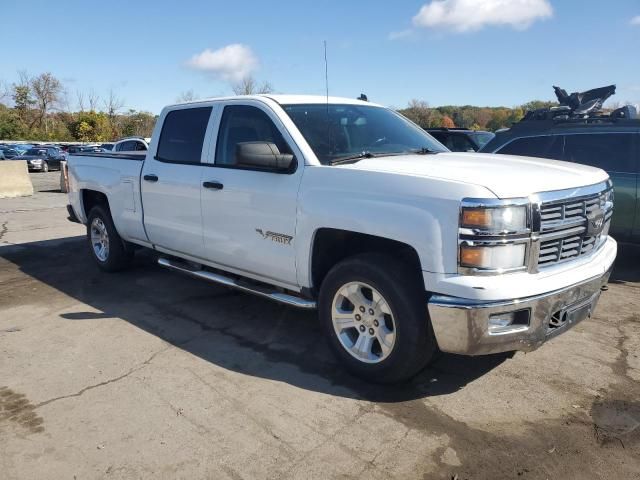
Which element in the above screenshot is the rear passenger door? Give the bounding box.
[141,106,215,258]
[561,133,637,240]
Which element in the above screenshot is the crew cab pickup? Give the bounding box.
[67,95,616,383]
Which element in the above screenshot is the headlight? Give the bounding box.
[460,206,527,233]
[459,199,531,274]
[459,244,526,270]
[30,159,43,164]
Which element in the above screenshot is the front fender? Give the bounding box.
[296,166,496,288]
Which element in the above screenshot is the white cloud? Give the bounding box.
[186,44,258,82]
[412,0,553,33]
[631,15,640,26]
[388,29,415,40]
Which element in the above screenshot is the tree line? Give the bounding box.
[0,71,559,141]
[397,99,558,131]
[0,71,156,142]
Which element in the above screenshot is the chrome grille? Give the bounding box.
[537,190,612,268]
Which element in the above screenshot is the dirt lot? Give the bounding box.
[1,172,639,479]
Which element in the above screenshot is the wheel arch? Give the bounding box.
[308,228,423,295]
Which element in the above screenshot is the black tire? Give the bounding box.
[318,253,436,383]
[42,162,49,173]
[86,205,133,272]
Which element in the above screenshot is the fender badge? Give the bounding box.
[256,229,293,245]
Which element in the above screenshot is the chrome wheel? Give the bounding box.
[90,217,109,262]
[331,281,396,364]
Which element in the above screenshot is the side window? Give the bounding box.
[562,133,635,172]
[215,105,291,166]
[157,107,212,164]
[497,136,563,160]
[135,141,147,151]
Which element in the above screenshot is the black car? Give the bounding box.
[426,128,495,152]
[14,147,66,172]
[0,146,20,159]
[480,95,640,244]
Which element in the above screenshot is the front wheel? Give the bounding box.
[318,253,436,383]
[86,206,133,272]
[42,161,49,173]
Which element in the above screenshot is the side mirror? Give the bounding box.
[236,142,295,172]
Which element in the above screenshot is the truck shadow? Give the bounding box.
[2,237,515,403]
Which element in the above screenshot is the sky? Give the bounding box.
[2,0,639,113]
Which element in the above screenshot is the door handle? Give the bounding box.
[143,174,158,182]
[203,181,223,190]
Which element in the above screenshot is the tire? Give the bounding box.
[318,253,436,383]
[42,162,49,173]
[86,205,133,272]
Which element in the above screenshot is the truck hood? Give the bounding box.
[343,152,609,198]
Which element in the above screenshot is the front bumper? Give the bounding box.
[427,265,612,355]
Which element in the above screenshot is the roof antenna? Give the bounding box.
[324,40,332,153]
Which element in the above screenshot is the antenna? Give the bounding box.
[324,40,332,154]
[324,40,329,99]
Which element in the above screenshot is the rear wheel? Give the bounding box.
[87,206,133,272]
[318,253,436,383]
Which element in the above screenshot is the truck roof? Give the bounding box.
[170,94,382,108]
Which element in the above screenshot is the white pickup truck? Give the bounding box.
[67,95,616,383]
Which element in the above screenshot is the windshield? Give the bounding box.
[282,104,448,165]
[470,132,495,149]
[25,149,47,156]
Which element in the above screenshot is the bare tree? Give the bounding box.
[0,80,10,104]
[104,88,125,118]
[176,89,198,102]
[232,75,273,95]
[76,90,86,112]
[30,72,63,131]
[87,89,100,111]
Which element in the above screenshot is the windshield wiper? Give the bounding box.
[329,151,377,166]
[409,147,438,155]
[329,151,408,166]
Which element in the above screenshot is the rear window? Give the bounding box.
[562,133,636,172]
[157,107,212,164]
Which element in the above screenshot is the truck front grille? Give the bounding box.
[537,190,612,268]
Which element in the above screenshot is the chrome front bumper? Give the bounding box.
[427,267,612,355]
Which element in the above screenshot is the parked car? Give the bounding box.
[481,110,639,244]
[0,146,20,159]
[426,128,495,152]
[112,137,150,154]
[68,145,103,154]
[15,146,66,172]
[67,94,615,383]
[7,144,33,155]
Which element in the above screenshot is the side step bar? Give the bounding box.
[158,257,317,310]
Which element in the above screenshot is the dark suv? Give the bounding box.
[426,128,495,152]
[481,117,640,243]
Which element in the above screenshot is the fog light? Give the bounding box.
[488,309,530,335]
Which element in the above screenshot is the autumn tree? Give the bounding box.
[441,115,455,128]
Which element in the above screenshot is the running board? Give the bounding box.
[157,257,317,309]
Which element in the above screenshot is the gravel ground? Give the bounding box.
[0,176,638,479]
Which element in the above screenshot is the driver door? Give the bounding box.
[201,102,303,288]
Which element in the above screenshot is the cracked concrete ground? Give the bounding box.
[1,172,639,479]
